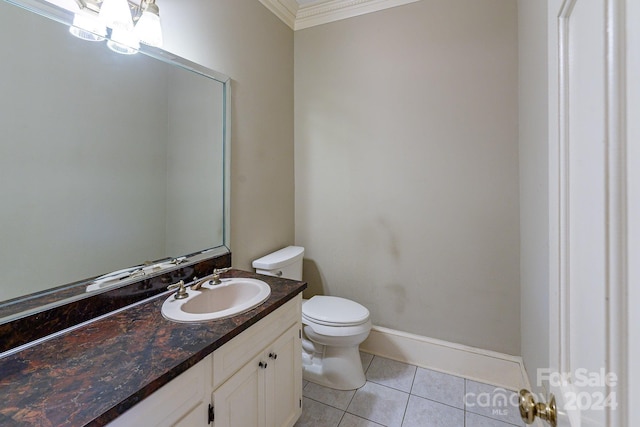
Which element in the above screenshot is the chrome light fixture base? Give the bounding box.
[70,0,163,53]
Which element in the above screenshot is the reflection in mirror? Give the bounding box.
[0,0,230,323]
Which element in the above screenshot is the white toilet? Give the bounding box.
[252,246,372,391]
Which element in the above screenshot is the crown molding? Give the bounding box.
[258,0,421,30]
[257,0,299,29]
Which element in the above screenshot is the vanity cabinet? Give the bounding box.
[211,294,302,427]
[106,295,302,427]
[212,323,302,427]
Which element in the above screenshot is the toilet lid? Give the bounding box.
[302,296,370,326]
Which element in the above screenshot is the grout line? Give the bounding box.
[408,394,466,412]
[400,391,410,426]
[366,379,412,394]
[399,362,418,426]
[344,383,358,413]
[302,395,352,413]
[464,378,467,427]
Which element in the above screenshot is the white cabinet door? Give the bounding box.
[212,351,267,427]
[265,324,302,427]
[213,323,302,427]
[174,401,209,427]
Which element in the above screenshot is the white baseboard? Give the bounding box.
[360,326,531,392]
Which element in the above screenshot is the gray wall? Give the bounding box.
[518,0,550,386]
[161,0,295,270]
[294,0,520,354]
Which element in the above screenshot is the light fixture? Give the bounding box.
[99,0,134,31]
[135,0,163,47]
[107,27,140,55]
[69,0,164,54]
[69,12,107,42]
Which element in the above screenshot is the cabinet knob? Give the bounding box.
[268,352,278,360]
[259,361,268,369]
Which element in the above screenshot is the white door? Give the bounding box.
[546,0,634,426]
[627,1,640,426]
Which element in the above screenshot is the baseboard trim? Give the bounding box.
[360,326,530,391]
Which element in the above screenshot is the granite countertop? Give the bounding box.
[0,269,306,427]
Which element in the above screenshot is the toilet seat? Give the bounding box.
[302,296,370,327]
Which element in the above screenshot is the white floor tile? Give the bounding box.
[465,380,525,426]
[304,382,357,411]
[466,412,525,427]
[347,381,409,427]
[360,351,374,372]
[297,357,525,427]
[295,397,345,427]
[365,356,417,392]
[338,413,385,427]
[411,367,465,409]
[401,395,464,427]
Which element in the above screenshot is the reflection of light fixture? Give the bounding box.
[99,0,134,31]
[135,0,162,47]
[69,0,164,54]
[69,12,106,41]
[107,28,140,55]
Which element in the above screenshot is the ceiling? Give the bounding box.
[259,0,421,30]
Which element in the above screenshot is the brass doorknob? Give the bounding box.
[519,389,557,427]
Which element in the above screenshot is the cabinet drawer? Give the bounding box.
[213,295,301,389]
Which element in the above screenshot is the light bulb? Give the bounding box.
[135,8,163,47]
[107,28,140,55]
[99,0,134,31]
[69,13,107,42]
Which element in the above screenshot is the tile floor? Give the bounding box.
[294,352,526,427]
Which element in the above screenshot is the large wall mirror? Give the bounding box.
[0,0,230,323]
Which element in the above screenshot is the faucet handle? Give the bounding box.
[167,280,189,300]
[211,267,232,285]
[129,268,146,279]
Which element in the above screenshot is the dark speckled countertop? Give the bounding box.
[0,270,306,427]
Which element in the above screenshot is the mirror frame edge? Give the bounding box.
[0,0,233,325]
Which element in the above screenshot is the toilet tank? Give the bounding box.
[252,246,304,280]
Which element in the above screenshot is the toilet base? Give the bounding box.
[302,342,366,390]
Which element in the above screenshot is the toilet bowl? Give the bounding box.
[252,246,372,391]
[301,296,371,390]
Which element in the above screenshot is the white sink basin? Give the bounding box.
[161,278,271,323]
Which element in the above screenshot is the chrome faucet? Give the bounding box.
[167,280,189,299]
[208,267,232,285]
[188,268,232,291]
[190,277,205,291]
